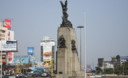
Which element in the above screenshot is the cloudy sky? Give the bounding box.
[0,0,128,66]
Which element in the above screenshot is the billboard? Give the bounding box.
[4,19,11,29]
[27,47,34,55]
[14,56,29,64]
[41,42,55,61]
[5,30,14,40]
[0,40,18,52]
[7,52,14,64]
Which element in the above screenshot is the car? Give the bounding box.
[41,72,48,77]
[15,73,24,78]
[41,73,52,77]
[32,72,42,77]
[23,73,32,77]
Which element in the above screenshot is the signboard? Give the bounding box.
[27,47,34,55]
[5,30,14,40]
[4,19,11,29]
[14,56,29,64]
[7,52,14,64]
[41,42,55,61]
[0,40,18,52]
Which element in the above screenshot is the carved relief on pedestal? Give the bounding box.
[58,35,66,48]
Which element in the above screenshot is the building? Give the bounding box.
[40,36,56,75]
[0,19,17,75]
[104,61,114,69]
[0,19,15,65]
[98,58,104,69]
[111,56,128,69]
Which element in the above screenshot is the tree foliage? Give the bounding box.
[104,68,113,74]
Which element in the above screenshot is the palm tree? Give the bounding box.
[115,55,121,74]
[116,55,120,63]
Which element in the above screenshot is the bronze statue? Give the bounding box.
[60,0,72,28]
[58,35,66,48]
[71,40,76,50]
[60,0,68,20]
[71,40,78,55]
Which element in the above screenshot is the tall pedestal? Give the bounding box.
[56,27,85,78]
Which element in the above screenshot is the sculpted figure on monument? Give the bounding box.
[60,0,72,28]
[71,40,78,55]
[71,40,76,50]
[58,35,66,48]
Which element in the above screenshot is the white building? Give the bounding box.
[104,61,114,69]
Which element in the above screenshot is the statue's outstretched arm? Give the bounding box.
[65,0,67,7]
[60,1,64,8]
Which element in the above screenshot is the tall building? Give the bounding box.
[40,36,56,75]
[0,19,15,65]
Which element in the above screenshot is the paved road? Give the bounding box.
[9,76,15,78]
[8,76,52,78]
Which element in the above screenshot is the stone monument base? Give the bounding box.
[56,75,85,78]
[55,71,85,78]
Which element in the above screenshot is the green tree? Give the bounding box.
[27,69,32,72]
[115,55,121,69]
[104,68,114,74]
[96,67,103,74]
[122,60,128,75]
[116,55,120,63]
[114,68,122,75]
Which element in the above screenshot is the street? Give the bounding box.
[2,76,52,78]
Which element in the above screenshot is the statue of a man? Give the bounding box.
[60,0,72,28]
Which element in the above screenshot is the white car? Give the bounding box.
[41,73,48,77]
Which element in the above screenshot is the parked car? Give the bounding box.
[15,73,24,78]
[32,72,42,77]
[41,72,48,77]
[41,73,52,77]
[23,73,32,77]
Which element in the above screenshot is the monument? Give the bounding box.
[56,0,85,78]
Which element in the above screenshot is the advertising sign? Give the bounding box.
[41,42,55,61]
[5,30,14,40]
[43,46,52,60]
[0,40,18,52]
[14,56,29,64]
[4,19,11,29]
[7,52,14,64]
[27,47,34,55]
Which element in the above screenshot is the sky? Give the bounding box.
[0,0,128,66]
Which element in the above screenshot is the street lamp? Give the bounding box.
[77,26,84,70]
[0,39,2,78]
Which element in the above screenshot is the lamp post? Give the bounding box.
[77,26,84,70]
[0,39,2,78]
